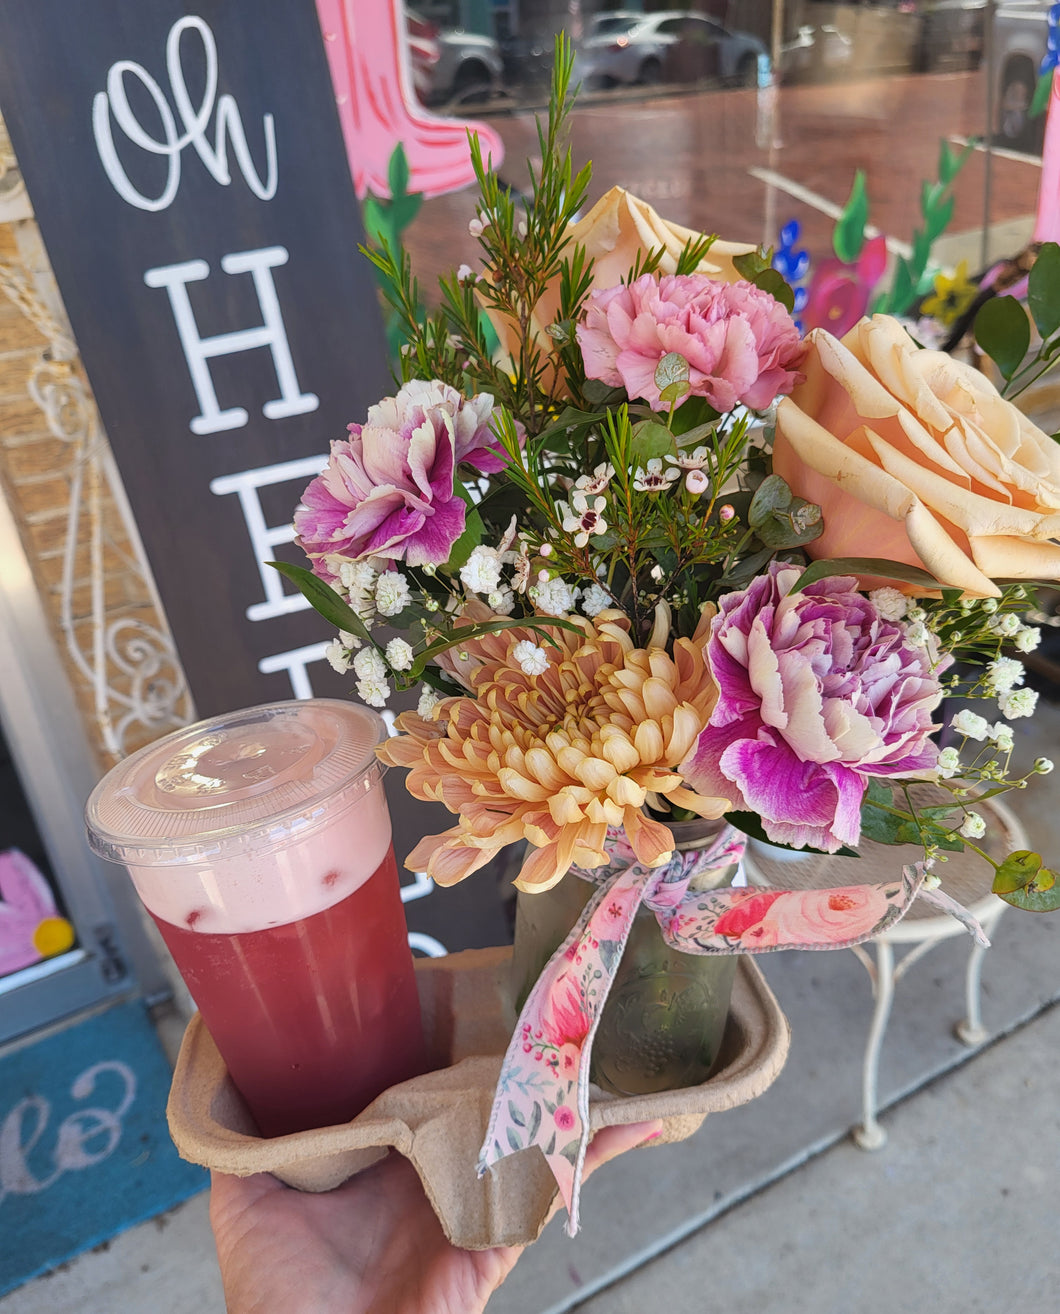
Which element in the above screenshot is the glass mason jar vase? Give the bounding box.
[510,819,740,1097]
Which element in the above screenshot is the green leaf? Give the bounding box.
[755,503,823,549]
[833,170,868,264]
[733,249,774,281]
[991,850,1042,894]
[791,558,941,592]
[388,142,411,199]
[750,268,795,313]
[726,810,858,858]
[885,260,916,318]
[630,419,676,467]
[507,1099,526,1129]
[974,296,1031,381]
[527,1101,542,1142]
[267,561,373,647]
[654,352,690,393]
[1028,242,1060,341]
[924,193,955,244]
[361,195,392,249]
[1030,68,1054,121]
[996,874,1060,912]
[404,615,583,682]
[747,474,791,528]
[938,138,960,186]
[506,1126,523,1152]
[444,502,484,573]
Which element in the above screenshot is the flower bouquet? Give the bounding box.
[275,41,1060,1232]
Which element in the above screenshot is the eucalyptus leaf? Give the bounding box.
[630,419,677,466]
[974,295,1031,381]
[1028,241,1060,341]
[268,561,373,646]
[996,876,1060,912]
[751,268,796,313]
[659,380,691,406]
[748,474,792,528]
[791,558,941,592]
[991,850,1042,894]
[733,249,773,280]
[654,351,690,392]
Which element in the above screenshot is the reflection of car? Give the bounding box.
[406,10,503,104]
[993,1,1050,150]
[779,24,854,83]
[575,10,769,89]
[914,1,987,72]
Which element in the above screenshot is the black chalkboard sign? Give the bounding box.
[0,0,510,954]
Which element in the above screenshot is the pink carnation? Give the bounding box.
[682,563,948,853]
[576,273,805,412]
[294,381,504,580]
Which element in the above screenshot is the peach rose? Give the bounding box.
[772,315,1060,597]
[487,186,753,392]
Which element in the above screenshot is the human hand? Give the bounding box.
[209,1118,663,1314]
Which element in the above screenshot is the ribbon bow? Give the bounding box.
[478,827,986,1234]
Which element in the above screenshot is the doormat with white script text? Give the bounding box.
[0,998,207,1296]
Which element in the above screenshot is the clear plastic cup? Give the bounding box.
[86,699,424,1138]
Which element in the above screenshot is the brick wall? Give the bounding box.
[0,220,191,770]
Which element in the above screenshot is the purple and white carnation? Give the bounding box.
[294,381,506,580]
[682,563,948,853]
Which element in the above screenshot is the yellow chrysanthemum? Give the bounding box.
[377,610,731,893]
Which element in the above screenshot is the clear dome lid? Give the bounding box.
[86,700,387,865]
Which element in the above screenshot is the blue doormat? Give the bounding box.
[0,998,208,1297]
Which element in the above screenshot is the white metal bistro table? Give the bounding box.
[743,797,1025,1149]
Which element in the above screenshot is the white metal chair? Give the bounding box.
[743,797,1024,1149]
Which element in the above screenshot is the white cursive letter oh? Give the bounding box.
[92,15,278,212]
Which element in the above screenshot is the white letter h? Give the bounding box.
[144,245,318,435]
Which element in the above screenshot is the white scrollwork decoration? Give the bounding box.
[0,224,193,759]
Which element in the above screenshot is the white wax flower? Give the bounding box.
[385,638,414,672]
[685,469,710,495]
[512,640,549,677]
[951,709,990,741]
[575,462,615,495]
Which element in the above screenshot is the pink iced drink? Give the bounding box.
[86,700,424,1137]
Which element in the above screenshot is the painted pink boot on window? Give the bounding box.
[315,0,505,199]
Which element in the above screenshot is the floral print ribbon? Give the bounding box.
[478,827,988,1235]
